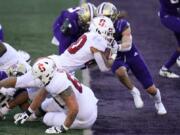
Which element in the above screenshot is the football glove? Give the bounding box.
[14,108,33,124]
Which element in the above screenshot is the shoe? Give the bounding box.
[45,126,62,134]
[131,88,144,108]
[159,66,180,78]
[176,56,180,67]
[155,102,167,115]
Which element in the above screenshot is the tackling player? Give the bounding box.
[97,2,167,115]
[52,2,96,54]
[158,0,180,78]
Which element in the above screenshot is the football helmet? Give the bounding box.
[7,63,27,76]
[89,16,115,45]
[78,2,97,24]
[97,2,117,20]
[32,57,56,85]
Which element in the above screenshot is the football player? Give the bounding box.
[158,0,180,78]
[97,2,167,115]
[0,42,32,118]
[52,2,96,54]
[13,58,98,134]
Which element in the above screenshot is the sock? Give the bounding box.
[130,87,140,96]
[153,89,161,104]
[164,50,180,69]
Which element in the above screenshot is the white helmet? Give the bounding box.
[32,57,56,85]
[89,16,115,45]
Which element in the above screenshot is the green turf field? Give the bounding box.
[0,0,83,134]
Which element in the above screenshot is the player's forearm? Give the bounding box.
[29,88,47,111]
[61,88,79,128]
[119,35,132,52]
[64,105,78,128]
[0,77,17,88]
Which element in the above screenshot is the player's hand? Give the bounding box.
[14,108,33,124]
[14,112,29,124]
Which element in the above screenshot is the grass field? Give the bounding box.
[0,0,83,134]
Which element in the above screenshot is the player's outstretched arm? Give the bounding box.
[91,47,112,72]
[0,77,17,88]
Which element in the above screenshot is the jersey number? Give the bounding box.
[66,73,82,93]
[68,34,87,54]
[170,0,179,4]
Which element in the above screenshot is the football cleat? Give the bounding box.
[159,66,180,78]
[45,126,62,134]
[176,56,180,67]
[130,88,144,109]
[155,102,167,115]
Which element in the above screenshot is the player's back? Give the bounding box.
[51,32,108,72]
[0,42,21,69]
[53,7,80,36]
[159,0,180,15]
[0,42,31,72]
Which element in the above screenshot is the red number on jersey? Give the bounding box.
[68,34,87,54]
[66,73,82,93]
[38,63,46,72]
[99,19,106,27]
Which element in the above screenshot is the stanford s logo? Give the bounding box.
[99,19,106,27]
[38,63,46,72]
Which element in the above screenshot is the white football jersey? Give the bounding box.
[0,42,31,72]
[49,32,108,72]
[45,70,98,107]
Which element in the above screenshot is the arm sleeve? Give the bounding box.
[15,71,43,88]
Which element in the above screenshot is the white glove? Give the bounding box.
[14,112,29,124]
[14,108,33,124]
[0,87,16,96]
[45,125,69,134]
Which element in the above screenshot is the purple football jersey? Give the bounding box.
[112,19,154,89]
[53,7,85,54]
[159,0,180,15]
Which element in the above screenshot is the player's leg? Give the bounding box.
[159,15,180,78]
[112,57,144,108]
[128,50,167,115]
